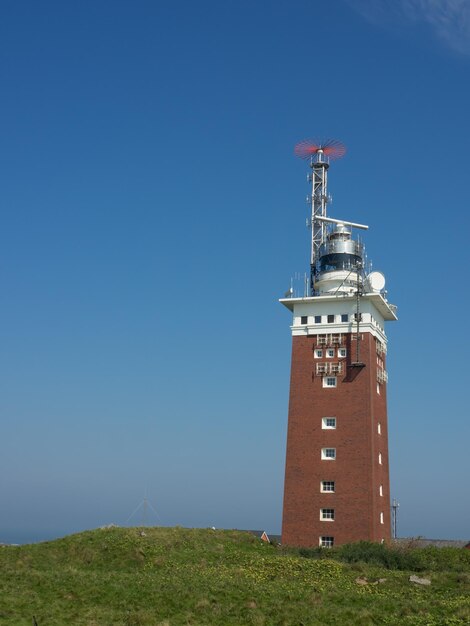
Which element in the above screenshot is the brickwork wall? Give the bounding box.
[281,332,391,547]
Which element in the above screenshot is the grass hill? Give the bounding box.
[0,526,469,625]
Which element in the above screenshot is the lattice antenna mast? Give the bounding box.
[295,139,346,294]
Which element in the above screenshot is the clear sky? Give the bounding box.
[1,0,469,544]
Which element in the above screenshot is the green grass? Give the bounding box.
[0,527,469,625]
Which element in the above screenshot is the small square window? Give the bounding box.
[300,316,308,325]
[320,508,335,521]
[326,348,335,358]
[322,448,336,460]
[314,315,322,324]
[320,536,334,548]
[323,377,337,388]
[341,314,348,322]
[322,417,336,429]
[338,348,347,358]
[314,349,323,359]
[321,481,335,492]
[327,314,335,323]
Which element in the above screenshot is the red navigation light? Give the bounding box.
[294,139,346,160]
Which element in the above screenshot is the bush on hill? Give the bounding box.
[286,539,470,572]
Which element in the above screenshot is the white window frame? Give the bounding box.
[326,348,335,358]
[378,422,381,435]
[319,536,334,548]
[314,349,323,359]
[329,362,342,375]
[338,347,347,358]
[321,481,335,493]
[379,453,382,465]
[321,448,336,460]
[379,484,383,497]
[322,417,336,430]
[323,377,337,388]
[320,508,335,521]
[380,512,384,525]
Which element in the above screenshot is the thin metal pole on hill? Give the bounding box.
[392,499,400,539]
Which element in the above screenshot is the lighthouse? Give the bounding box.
[281,140,397,547]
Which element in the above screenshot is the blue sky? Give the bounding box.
[1,0,469,543]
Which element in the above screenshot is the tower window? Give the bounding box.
[323,377,337,388]
[321,481,335,492]
[322,417,336,429]
[379,453,382,465]
[378,422,381,435]
[379,485,383,496]
[320,536,334,548]
[320,508,335,521]
[314,315,322,324]
[341,314,348,322]
[300,316,308,325]
[315,349,323,358]
[322,448,336,460]
[380,512,384,525]
[327,314,335,323]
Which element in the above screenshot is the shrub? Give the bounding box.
[332,541,422,570]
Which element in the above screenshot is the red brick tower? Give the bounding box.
[281,140,397,547]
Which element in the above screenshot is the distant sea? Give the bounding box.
[1,529,74,545]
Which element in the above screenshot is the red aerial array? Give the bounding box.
[294,139,346,160]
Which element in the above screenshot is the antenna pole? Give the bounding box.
[392,499,400,539]
[126,490,161,527]
[355,262,362,363]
